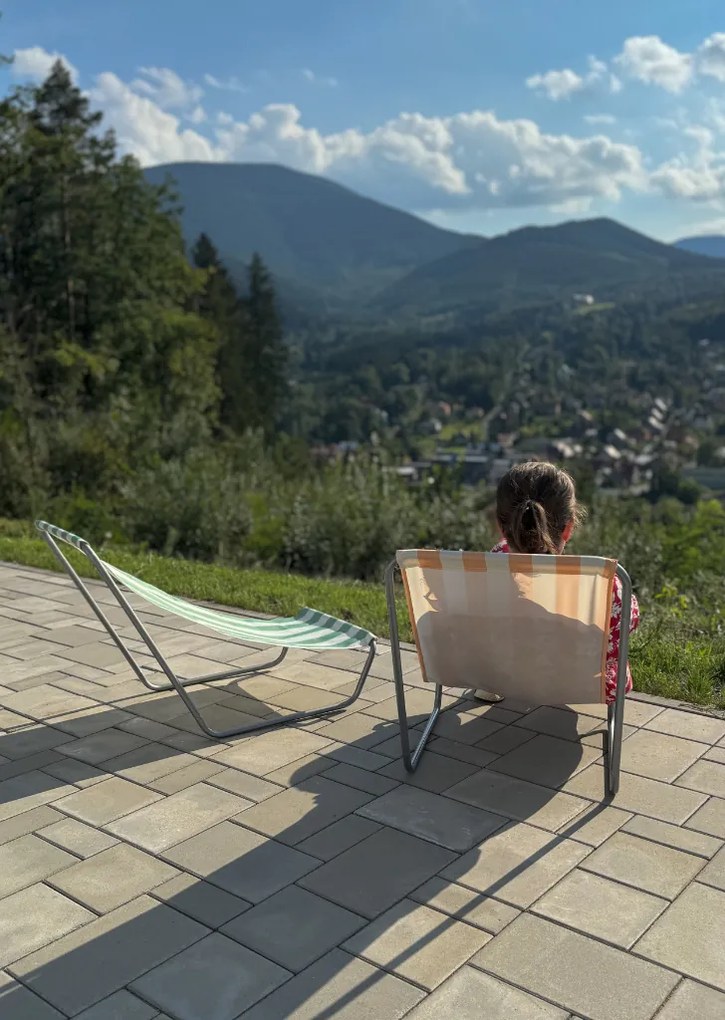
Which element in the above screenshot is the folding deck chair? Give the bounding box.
[385,549,633,796]
[35,521,377,740]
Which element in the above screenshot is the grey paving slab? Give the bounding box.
[39,816,118,858]
[8,895,208,1016]
[55,776,163,825]
[107,783,253,852]
[404,967,568,1019]
[49,842,179,911]
[0,684,100,721]
[684,795,725,838]
[212,727,331,775]
[163,820,320,902]
[322,762,399,796]
[0,970,66,1020]
[151,872,251,928]
[206,767,285,802]
[623,813,723,858]
[236,775,373,845]
[698,844,725,890]
[148,758,225,794]
[223,884,365,971]
[426,735,499,767]
[100,742,198,785]
[0,833,77,897]
[131,932,290,1020]
[447,767,590,831]
[676,759,725,797]
[618,728,705,782]
[580,831,705,898]
[241,947,426,1019]
[563,763,708,824]
[314,711,398,750]
[296,814,383,860]
[473,912,679,1020]
[357,784,506,851]
[515,705,607,741]
[0,883,94,967]
[705,745,725,764]
[410,876,520,934]
[441,821,590,908]
[643,707,725,744]
[654,978,725,1019]
[635,882,725,991]
[0,725,74,760]
[0,748,63,781]
[488,733,601,789]
[377,750,479,793]
[426,709,504,745]
[0,805,64,844]
[342,898,490,990]
[60,728,150,764]
[532,867,667,948]
[73,989,160,1019]
[300,825,456,918]
[557,803,633,846]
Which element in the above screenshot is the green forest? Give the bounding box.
[1,64,723,708]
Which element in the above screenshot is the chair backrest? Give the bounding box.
[397,549,617,705]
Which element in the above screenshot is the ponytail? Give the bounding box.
[508,497,558,555]
[496,461,585,555]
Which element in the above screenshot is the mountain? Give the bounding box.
[675,235,725,259]
[144,162,478,306]
[379,218,725,315]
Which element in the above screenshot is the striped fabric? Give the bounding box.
[35,520,375,652]
[397,549,617,704]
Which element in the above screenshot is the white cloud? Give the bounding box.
[131,66,203,110]
[301,68,339,88]
[583,114,617,125]
[11,46,78,83]
[650,124,725,200]
[203,73,247,93]
[615,36,693,93]
[526,56,620,101]
[698,33,725,82]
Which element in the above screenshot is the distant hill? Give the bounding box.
[379,218,725,315]
[675,235,725,259]
[144,162,478,306]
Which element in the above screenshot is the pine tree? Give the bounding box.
[245,253,287,433]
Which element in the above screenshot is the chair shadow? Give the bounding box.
[0,566,616,1017]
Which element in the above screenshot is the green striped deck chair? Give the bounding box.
[35,521,377,740]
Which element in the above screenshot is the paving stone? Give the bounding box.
[101,741,198,784]
[441,821,590,908]
[72,989,160,1019]
[563,763,707,824]
[107,783,252,852]
[42,624,106,648]
[314,711,397,750]
[404,966,568,1019]
[377,751,479,793]
[623,814,723,858]
[0,725,74,760]
[322,762,399,795]
[39,817,118,858]
[223,884,365,971]
[676,759,725,797]
[557,802,632,846]
[236,775,372,846]
[426,736,499,767]
[684,795,725,838]
[580,831,705,898]
[56,642,125,669]
[532,867,667,947]
[321,741,394,770]
[163,820,320,902]
[48,705,133,738]
[206,767,284,802]
[149,758,226,793]
[241,947,425,1019]
[0,833,77,897]
[427,709,504,745]
[698,844,725,890]
[644,708,725,744]
[0,882,94,967]
[705,745,725,764]
[0,970,66,1019]
[635,882,725,991]
[118,716,180,740]
[357,784,505,852]
[9,895,209,1016]
[300,826,456,918]
[409,876,520,933]
[473,912,678,1020]
[343,898,489,990]
[0,748,63,781]
[131,931,290,1020]
[0,805,64,844]
[151,873,250,928]
[49,842,179,911]
[60,728,149,764]
[514,705,606,741]
[56,776,162,825]
[472,725,537,756]
[447,768,589,831]
[42,757,111,794]
[488,733,602,789]
[212,727,331,775]
[615,728,705,783]
[654,978,725,1019]
[296,814,382,860]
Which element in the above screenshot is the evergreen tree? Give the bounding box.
[245,253,287,433]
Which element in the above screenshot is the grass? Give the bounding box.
[1,519,723,710]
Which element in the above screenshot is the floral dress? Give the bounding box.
[491,540,640,704]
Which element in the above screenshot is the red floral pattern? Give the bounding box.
[491,540,639,704]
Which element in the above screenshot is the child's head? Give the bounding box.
[496,460,584,554]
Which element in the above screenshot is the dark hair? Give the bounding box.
[496,460,585,554]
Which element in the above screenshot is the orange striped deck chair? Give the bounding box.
[385,550,633,796]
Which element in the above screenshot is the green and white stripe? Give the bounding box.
[35,520,375,652]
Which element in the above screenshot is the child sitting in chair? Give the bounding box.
[476,460,639,703]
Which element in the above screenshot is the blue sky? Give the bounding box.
[4,0,725,240]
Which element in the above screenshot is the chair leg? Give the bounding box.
[607,703,623,797]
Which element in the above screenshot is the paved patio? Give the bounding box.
[0,561,724,1020]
